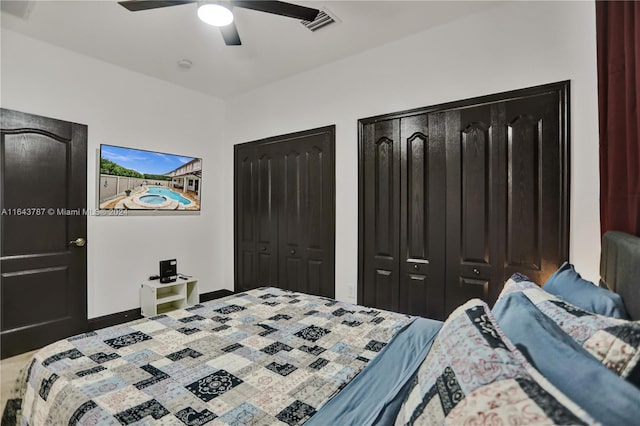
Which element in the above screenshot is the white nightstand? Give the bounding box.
[140,277,199,317]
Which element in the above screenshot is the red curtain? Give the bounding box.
[597,0,640,236]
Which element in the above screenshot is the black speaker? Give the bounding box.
[159,259,177,283]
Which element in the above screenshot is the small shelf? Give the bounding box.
[157,301,184,315]
[140,277,199,317]
[156,293,184,305]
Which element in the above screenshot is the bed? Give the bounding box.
[3,231,640,425]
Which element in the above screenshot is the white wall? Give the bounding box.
[224,1,601,303]
[1,29,227,318]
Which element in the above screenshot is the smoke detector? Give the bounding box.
[177,59,193,71]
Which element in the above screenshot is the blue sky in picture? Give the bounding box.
[101,144,196,175]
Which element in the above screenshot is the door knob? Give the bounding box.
[261,247,266,251]
[68,237,86,247]
[473,268,480,275]
[413,264,420,271]
[290,249,296,255]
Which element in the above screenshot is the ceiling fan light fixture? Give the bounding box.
[197,2,234,27]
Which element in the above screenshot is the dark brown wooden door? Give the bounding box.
[234,147,258,292]
[442,104,505,313]
[234,144,280,293]
[1,108,87,359]
[255,146,279,288]
[358,81,569,320]
[398,114,447,319]
[361,119,401,312]
[278,133,334,297]
[444,90,566,312]
[361,115,448,318]
[502,91,566,286]
[234,126,335,298]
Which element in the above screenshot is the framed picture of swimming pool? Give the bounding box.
[98,144,202,212]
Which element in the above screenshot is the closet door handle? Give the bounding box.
[290,249,296,255]
[473,268,480,275]
[413,264,420,271]
[261,247,266,251]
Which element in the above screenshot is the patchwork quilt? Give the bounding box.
[4,287,413,425]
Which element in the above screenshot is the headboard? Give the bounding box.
[600,231,640,321]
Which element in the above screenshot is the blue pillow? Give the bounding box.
[543,262,629,319]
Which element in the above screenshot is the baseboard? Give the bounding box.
[200,289,234,302]
[86,290,235,331]
[87,308,143,331]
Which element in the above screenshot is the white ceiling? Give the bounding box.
[1,1,501,99]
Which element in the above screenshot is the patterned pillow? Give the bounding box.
[498,277,640,389]
[497,272,535,299]
[394,299,596,425]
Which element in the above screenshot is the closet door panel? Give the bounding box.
[403,117,429,263]
[445,104,504,313]
[256,149,279,287]
[279,146,305,292]
[461,122,490,265]
[304,142,328,296]
[398,114,446,319]
[278,132,335,297]
[504,91,564,284]
[234,148,258,292]
[361,119,400,312]
[506,113,540,269]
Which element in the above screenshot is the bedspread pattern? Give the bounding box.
[9,287,412,425]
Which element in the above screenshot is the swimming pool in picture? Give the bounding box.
[138,195,167,205]
[146,187,190,205]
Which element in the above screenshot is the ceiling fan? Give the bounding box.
[118,1,321,46]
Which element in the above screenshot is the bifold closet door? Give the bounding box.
[443,90,567,312]
[501,91,566,286]
[359,82,568,319]
[278,134,335,298]
[234,143,279,293]
[441,104,505,313]
[235,146,258,292]
[255,145,279,288]
[360,115,447,318]
[234,126,335,298]
[398,114,446,319]
[361,119,401,312]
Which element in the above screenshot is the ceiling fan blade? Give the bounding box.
[118,1,196,12]
[220,22,242,46]
[232,1,319,21]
